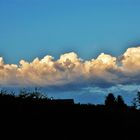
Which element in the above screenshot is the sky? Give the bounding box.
[0,0,140,104]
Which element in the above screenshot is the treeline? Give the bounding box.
[105,93,140,109]
[0,88,140,110]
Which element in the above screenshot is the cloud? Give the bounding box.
[0,46,140,88]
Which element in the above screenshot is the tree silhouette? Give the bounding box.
[105,93,116,107]
[19,88,29,99]
[137,91,140,107]
[132,97,137,109]
[18,88,48,100]
[116,95,126,108]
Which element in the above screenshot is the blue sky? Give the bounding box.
[1,0,140,104]
[1,0,140,63]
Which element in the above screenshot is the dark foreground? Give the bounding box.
[0,93,140,139]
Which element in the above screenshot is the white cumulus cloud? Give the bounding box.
[0,47,140,88]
